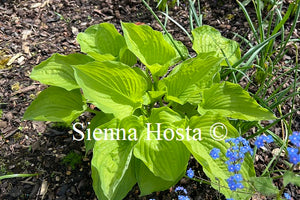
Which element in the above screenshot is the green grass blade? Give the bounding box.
[237,0,259,42]
[0,173,39,180]
[160,12,193,41]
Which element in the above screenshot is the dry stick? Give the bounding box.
[11,85,37,96]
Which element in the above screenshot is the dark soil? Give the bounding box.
[0,0,299,200]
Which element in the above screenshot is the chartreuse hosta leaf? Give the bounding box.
[163,34,189,65]
[198,82,277,121]
[134,107,190,182]
[135,159,176,196]
[76,23,137,66]
[192,25,241,66]
[30,53,94,91]
[84,111,115,153]
[76,23,125,56]
[183,113,255,200]
[23,86,87,124]
[73,61,148,119]
[158,53,223,105]
[91,116,143,200]
[122,22,177,77]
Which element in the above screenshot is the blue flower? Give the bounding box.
[210,148,220,159]
[233,174,243,182]
[266,135,274,143]
[186,168,194,178]
[227,199,235,200]
[178,195,190,200]
[254,136,265,148]
[226,174,244,191]
[287,133,300,165]
[284,192,291,200]
[234,163,241,172]
[290,131,300,147]
[175,186,187,194]
[287,147,298,154]
[228,164,235,172]
[255,135,274,148]
[288,152,300,165]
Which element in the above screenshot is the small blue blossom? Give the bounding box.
[234,163,241,172]
[266,135,274,143]
[255,135,274,148]
[228,164,235,172]
[210,148,220,159]
[287,132,300,165]
[284,192,291,200]
[186,168,194,178]
[233,174,243,182]
[287,147,298,154]
[226,174,244,191]
[288,152,300,165]
[227,199,235,200]
[175,186,187,194]
[290,131,300,147]
[178,195,190,200]
[254,136,265,148]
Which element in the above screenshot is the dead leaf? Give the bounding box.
[22,42,31,56]
[21,30,32,40]
[7,52,22,66]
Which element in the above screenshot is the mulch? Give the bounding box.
[0,0,299,199]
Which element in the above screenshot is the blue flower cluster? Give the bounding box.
[209,136,253,192]
[287,131,300,165]
[226,174,244,191]
[174,186,190,200]
[254,135,274,148]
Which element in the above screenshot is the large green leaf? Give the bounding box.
[92,140,136,200]
[192,25,241,66]
[118,46,137,66]
[183,113,255,200]
[122,22,176,77]
[198,82,277,121]
[159,53,223,104]
[133,107,190,182]
[23,86,86,124]
[91,116,143,200]
[84,111,115,152]
[163,34,189,65]
[76,23,126,56]
[30,53,93,91]
[73,61,148,119]
[135,159,176,196]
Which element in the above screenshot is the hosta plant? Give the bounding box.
[24,22,276,200]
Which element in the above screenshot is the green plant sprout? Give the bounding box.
[62,151,82,170]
